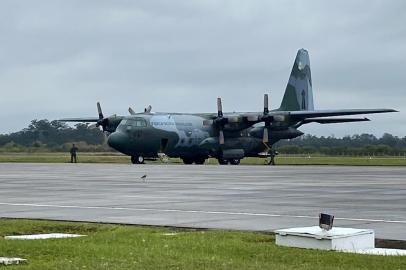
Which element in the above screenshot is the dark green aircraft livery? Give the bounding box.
[60,49,397,165]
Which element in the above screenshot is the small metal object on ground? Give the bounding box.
[0,257,27,265]
[5,233,85,240]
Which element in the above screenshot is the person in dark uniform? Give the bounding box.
[268,150,279,165]
[70,144,78,163]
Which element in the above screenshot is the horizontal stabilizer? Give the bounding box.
[301,117,370,124]
[288,109,397,119]
[58,117,99,122]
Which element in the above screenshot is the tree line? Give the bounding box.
[0,119,405,155]
[276,134,406,156]
[0,119,106,152]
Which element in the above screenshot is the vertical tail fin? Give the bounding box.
[279,49,314,111]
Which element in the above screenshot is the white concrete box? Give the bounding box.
[275,226,375,251]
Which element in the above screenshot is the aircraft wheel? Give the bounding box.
[218,158,229,165]
[131,155,145,164]
[194,157,206,165]
[182,158,194,165]
[229,159,240,165]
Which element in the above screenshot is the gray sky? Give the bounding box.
[1,0,405,136]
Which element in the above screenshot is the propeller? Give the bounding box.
[214,97,228,145]
[95,102,109,132]
[128,107,136,115]
[129,105,153,115]
[144,105,152,113]
[261,94,273,143]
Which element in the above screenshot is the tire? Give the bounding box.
[182,157,194,165]
[218,159,229,165]
[131,155,145,164]
[229,159,240,165]
[137,156,145,164]
[194,157,206,165]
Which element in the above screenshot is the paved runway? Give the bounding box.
[0,163,405,240]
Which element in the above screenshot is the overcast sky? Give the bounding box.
[0,0,405,136]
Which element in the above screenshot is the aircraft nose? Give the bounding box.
[107,131,128,152]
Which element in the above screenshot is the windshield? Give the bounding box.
[118,118,148,130]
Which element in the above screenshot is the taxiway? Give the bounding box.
[0,163,405,240]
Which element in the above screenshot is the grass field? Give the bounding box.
[0,152,406,166]
[1,219,405,269]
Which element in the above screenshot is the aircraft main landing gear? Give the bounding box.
[218,158,228,165]
[131,155,145,164]
[229,159,240,165]
[181,157,206,165]
[218,158,240,165]
[194,157,206,165]
[181,157,194,164]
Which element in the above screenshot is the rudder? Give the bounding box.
[279,49,314,111]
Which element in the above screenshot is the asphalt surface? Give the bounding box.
[0,163,405,240]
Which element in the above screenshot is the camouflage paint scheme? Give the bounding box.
[60,49,396,164]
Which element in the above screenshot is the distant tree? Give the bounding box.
[0,119,104,148]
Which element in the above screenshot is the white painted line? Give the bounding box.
[1,202,406,224]
[162,233,177,236]
[352,248,406,256]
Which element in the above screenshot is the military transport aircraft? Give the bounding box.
[60,49,397,165]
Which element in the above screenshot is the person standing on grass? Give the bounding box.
[70,144,78,163]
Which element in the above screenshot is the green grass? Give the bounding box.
[1,219,405,269]
[1,152,406,166]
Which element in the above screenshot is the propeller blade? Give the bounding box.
[264,94,269,114]
[128,107,136,115]
[97,102,103,119]
[217,97,223,117]
[219,130,225,145]
[263,127,269,143]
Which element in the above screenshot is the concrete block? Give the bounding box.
[5,233,85,240]
[275,226,374,251]
[0,257,26,265]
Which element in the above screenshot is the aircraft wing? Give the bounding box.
[300,117,370,124]
[58,117,99,122]
[286,109,397,119]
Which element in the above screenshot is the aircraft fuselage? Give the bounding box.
[106,112,302,161]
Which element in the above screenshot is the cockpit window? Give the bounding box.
[135,120,147,127]
[122,118,147,127]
